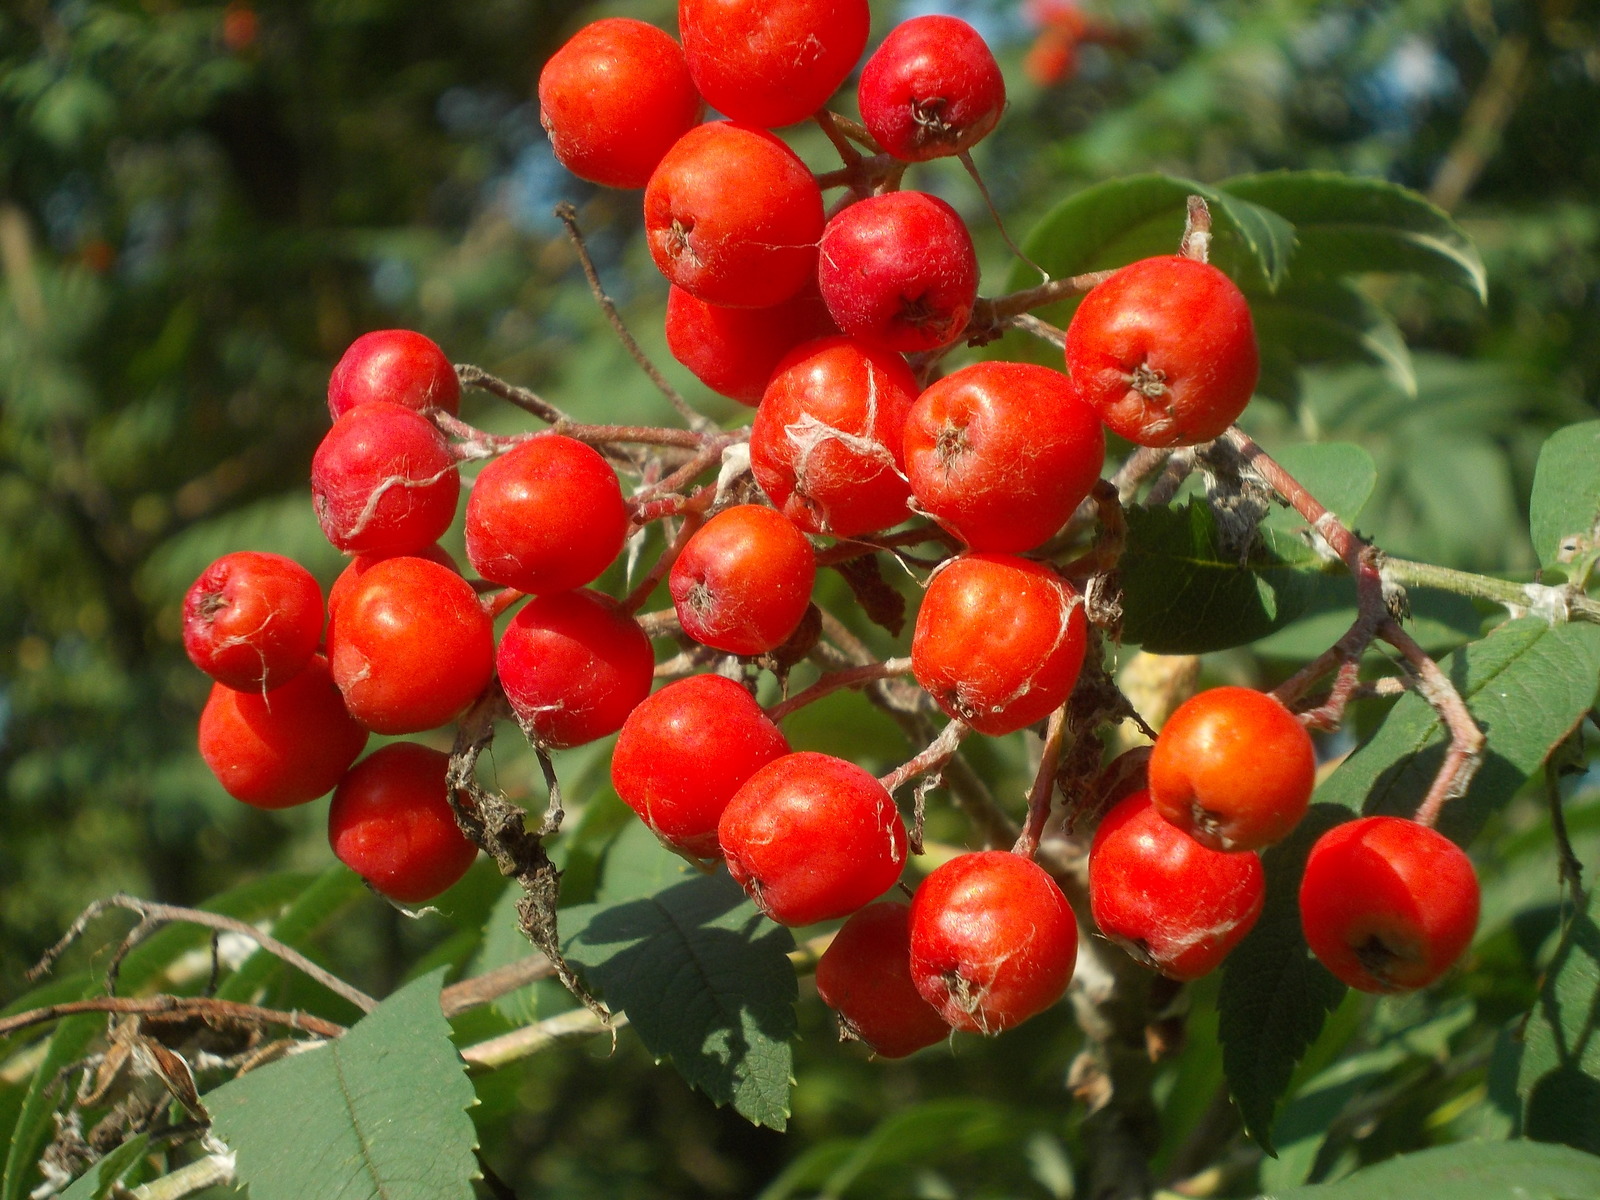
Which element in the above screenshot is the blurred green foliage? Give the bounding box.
[2,0,1598,1196]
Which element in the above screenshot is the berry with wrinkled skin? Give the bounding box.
[910,851,1077,1033]
[903,361,1105,552]
[182,552,323,692]
[817,192,979,353]
[611,674,791,858]
[538,18,703,189]
[1089,790,1265,980]
[328,743,478,903]
[1065,255,1259,447]
[1148,686,1314,852]
[1300,816,1480,993]
[911,553,1087,737]
[816,902,951,1057]
[670,504,816,656]
[719,751,907,927]
[858,16,1006,161]
[328,330,459,421]
[311,401,460,556]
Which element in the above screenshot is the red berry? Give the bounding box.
[750,336,919,537]
[903,362,1105,552]
[328,743,479,904]
[911,553,1088,737]
[857,16,1006,161]
[815,902,951,1058]
[1147,687,1314,852]
[1088,790,1265,980]
[464,435,627,595]
[678,0,868,129]
[198,654,369,809]
[496,589,654,749]
[1065,255,1259,447]
[182,552,323,692]
[817,192,979,353]
[311,401,460,556]
[327,330,459,421]
[664,284,836,405]
[611,674,791,858]
[644,122,824,308]
[538,18,703,189]
[1300,816,1480,992]
[718,751,907,927]
[669,505,816,656]
[326,544,459,619]
[909,851,1077,1034]
[327,557,495,734]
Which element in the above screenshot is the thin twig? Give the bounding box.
[1014,705,1070,858]
[29,895,377,1014]
[439,954,557,1018]
[765,658,913,723]
[0,995,345,1041]
[455,363,568,424]
[1383,617,1485,828]
[880,719,969,793]
[622,511,703,614]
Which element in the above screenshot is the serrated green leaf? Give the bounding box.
[1222,172,1487,302]
[1220,806,1350,1154]
[1519,883,1600,1153]
[1315,618,1600,846]
[1012,175,1200,289]
[1261,1139,1600,1199]
[1206,189,1297,290]
[596,818,697,905]
[1,1016,106,1200]
[561,872,797,1129]
[207,969,478,1200]
[57,1134,150,1200]
[1251,281,1416,402]
[1120,498,1328,653]
[1528,420,1600,571]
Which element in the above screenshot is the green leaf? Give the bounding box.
[213,865,369,1011]
[1316,618,1600,846]
[2,1016,106,1200]
[1519,883,1600,1153]
[207,969,478,1200]
[1528,420,1600,572]
[1206,189,1298,290]
[1261,1139,1600,1199]
[1252,282,1416,402]
[1222,172,1487,302]
[57,1134,150,1200]
[561,871,797,1129]
[1120,498,1328,653]
[1263,443,1378,531]
[1219,805,1350,1154]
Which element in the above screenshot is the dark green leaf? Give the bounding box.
[1528,420,1600,571]
[1120,498,1329,653]
[57,1134,150,1200]
[1222,172,1487,301]
[1206,189,1297,290]
[1315,618,1600,846]
[1219,806,1350,1154]
[207,969,478,1200]
[561,871,797,1129]
[1012,174,1199,287]
[1519,883,1600,1153]
[1262,1139,1600,1199]
[1263,443,1378,531]
[1252,282,1416,402]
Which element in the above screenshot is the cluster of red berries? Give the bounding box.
[179,0,1480,1059]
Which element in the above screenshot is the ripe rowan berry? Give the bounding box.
[182,552,323,692]
[328,743,479,904]
[327,557,495,734]
[326,543,459,619]
[198,654,369,809]
[669,505,816,656]
[1147,686,1314,852]
[911,553,1088,737]
[903,361,1105,552]
[611,674,790,858]
[496,589,654,749]
[815,902,951,1058]
[678,0,868,129]
[311,401,460,556]
[537,18,703,189]
[644,122,823,308]
[1065,255,1259,447]
[909,851,1077,1034]
[464,434,627,595]
[750,336,919,538]
[718,751,907,927]
[857,16,1005,161]
[327,330,459,421]
[1300,816,1480,993]
[1088,790,1265,980]
[817,192,979,353]
[663,284,836,405]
